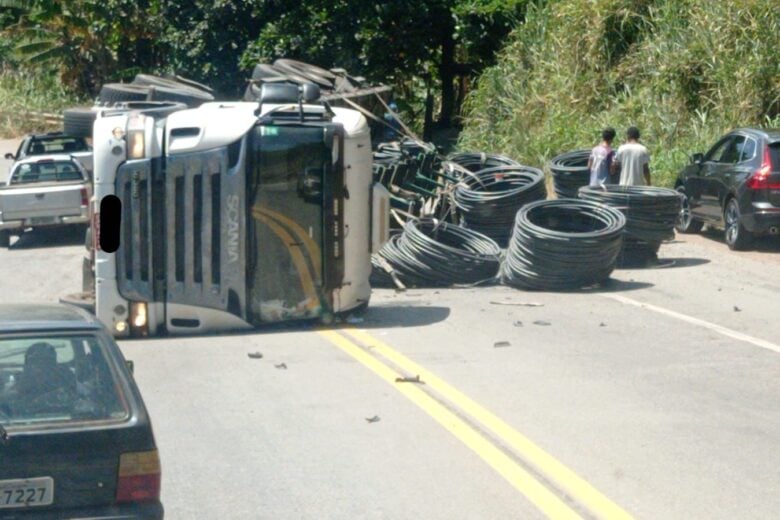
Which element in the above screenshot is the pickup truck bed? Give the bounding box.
[0,155,90,247]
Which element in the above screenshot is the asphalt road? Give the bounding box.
[3,140,780,519]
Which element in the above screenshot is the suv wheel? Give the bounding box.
[674,185,703,233]
[724,198,753,250]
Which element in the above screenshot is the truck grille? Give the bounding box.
[114,146,246,318]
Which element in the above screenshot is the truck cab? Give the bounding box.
[89,84,389,336]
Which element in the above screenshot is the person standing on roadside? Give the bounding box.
[587,127,616,187]
[612,126,651,186]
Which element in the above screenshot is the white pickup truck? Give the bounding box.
[0,155,91,247]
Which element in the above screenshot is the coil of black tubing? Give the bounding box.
[501,199,626,290]
[452,165,547,246]
[447,152,520,172]
[549,150,591,199]
[577,185,681,266]
[371,218,502,287]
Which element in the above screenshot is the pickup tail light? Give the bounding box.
[116,450,161,503]
[747,147,780,190]
[80,187,89,207]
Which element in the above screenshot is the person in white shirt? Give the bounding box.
[611,126,651,186]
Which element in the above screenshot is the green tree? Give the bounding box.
[0,0,163,94]
[242,0,531,127]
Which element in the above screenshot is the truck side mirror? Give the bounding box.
[125,360,134,375]
[690,152,704,164]
[3,153,14,160]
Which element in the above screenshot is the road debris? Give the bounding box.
[733,305,741,312]
[365,415,381,423]
[533,320,551,326]
[247,352,263,359]
[489,301,544,307]
[494,341,511,348]
[275,363,288,370]
[599,322,606,327]
[513,320,523,327]
[395,374,423,384]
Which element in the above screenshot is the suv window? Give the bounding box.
[705,137,733,163]
[769,143,780,171]
[736,137,757,163]
[0,334,129,427]
[11,161,84,184]
[720,135,745,164]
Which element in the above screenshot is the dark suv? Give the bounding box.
[675,128,780,250]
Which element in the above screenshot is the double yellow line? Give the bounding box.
[319,329,634,520]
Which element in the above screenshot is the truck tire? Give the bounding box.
[0,230,9,248]
[63,107,97,138]
[102,101,188,120]
[251,64,287,81]
[273,59,336,89]
[98,83,152,104]
[134,73,215,95]
[146,85,213,107]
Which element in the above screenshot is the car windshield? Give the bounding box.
[10,161,84,184]
[0,334,128,427]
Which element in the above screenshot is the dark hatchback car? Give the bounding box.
[675,128,780,249]
[0,304,162,519]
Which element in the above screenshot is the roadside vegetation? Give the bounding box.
[1,0,778,173]
[0,0,529,137]
[459,0,780,187]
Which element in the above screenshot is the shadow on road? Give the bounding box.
[357,304,450,329]
[655,257,711,268]
[700,228,780,253]
[577,278,654,294]
[8,226,86,250]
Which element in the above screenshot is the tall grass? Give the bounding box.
[459,0,780,187]
[0,68,84,138]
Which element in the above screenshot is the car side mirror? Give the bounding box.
[690,153,704,164]
[125,360,134,375]
[3,153,14,160]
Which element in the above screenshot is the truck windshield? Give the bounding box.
[11,161,84,184]
[247,125,330,322]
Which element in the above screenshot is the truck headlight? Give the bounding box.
[129,302,149,336]
[127,114,147,159]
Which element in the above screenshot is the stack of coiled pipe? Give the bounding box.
[501,199,626,290]
[450,164,547,246]
[549,150,591,199]
[371,218,502,288]
[577,185,682,266]
[447,152,521,172]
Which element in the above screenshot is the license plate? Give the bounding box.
[29,217,57,225]
[0,477,54,508]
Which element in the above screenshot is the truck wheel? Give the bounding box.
[0,231,9,248]
[63,107,97,138]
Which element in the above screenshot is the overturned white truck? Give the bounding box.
[83,84,389,337]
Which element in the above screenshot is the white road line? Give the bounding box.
[603,293,780,355]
